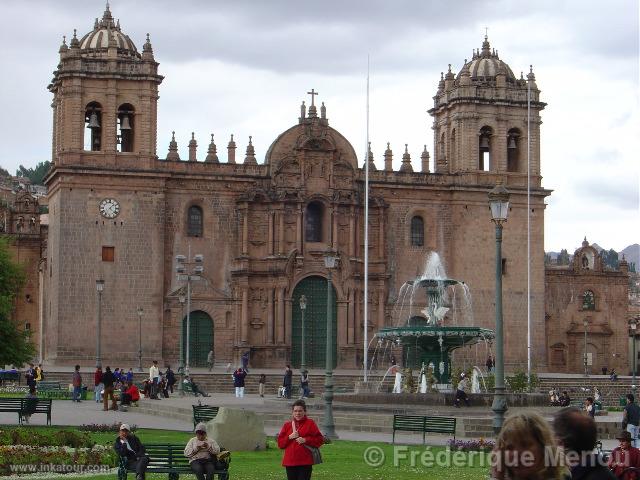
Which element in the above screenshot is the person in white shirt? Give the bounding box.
[149,361,160,399]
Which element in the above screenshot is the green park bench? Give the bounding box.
[37,381,62,391]
[117,443,230,480]
[392,414,456,444]
[192,405,219,428]
[0,397,52,425]
[0,371,20,384]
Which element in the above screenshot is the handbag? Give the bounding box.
[304,444,323,465]
[291,421,323,465]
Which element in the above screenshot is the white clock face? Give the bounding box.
[99,198,120,219]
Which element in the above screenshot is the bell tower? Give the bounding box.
[428,36,546,182]
[48,4,163,167]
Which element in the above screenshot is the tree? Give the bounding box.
[557,249,570,265]
[15,161,51,185]
[602,249,619,270]
[0,237,35,366]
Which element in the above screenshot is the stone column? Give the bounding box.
[349,208,355,257]
[378,289,385,329]
[268,211,274,255]
[296,207,302,253]
[332,206,338,247]
[347,289,355,344]
[267,288,274,344]
[276,287,285,344]
[278,211,285,255]
[354,289,361,345]
[241,206,248,256]
[378,207,385,258]
[241,287,249,344]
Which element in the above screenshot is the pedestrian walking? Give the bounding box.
[624,393,640,447]
[233,368,247,398]
[102,366,118,411]
[283,365,293,399]
[72,365,83,402]
[300,370,310,399]
[149,360,160,399]
[165,365,176,394]
[241,351,250,373]
[259,374,266,398]
[207,350,214,372]
[485,355,494,373]
[94,366,103,403]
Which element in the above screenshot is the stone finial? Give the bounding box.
[421,145,430,173]
[116,19,121,31]
[582,236,589,247]
[188,132,197,162]
[481,34,491,57]
[59,36,68,54]
[142,33,154,60]
[400,144,413,173]
[363,142,377,171]
[166,131,180,161]
[227,134,236,164]
[320,102,326,120]
[244,136,257,165]
[205,134,219,163]
[437,72,445,93]
[94,18,99,30]
[527,65,537,87]
[384,142,393,172]
[445,64,454,80]
[69,29,80,48]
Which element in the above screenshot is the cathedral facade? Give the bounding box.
[39,6,551,369]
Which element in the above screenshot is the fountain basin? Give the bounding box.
[337,392,548,407]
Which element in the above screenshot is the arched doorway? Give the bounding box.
[291,276,337,369]
[182,310,213,367]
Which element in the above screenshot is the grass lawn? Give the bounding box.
[1,426,491,479]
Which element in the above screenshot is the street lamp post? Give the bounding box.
[488,183,510,434]
[176,252,204,377]
[631,319,638,391]
[299,295,307,373]
[322,248,339,439]
[584,319,589,377]
[95,280,105,368]
[137,307,144,372]
[178,293,186,394]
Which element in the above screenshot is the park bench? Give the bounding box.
[392,414,456,444]
[0,397,52,425]
[0,371,20,385]
[37,381,62,391]
[181,382,197,396]
[117,443,230,480]
[193,405,219,428]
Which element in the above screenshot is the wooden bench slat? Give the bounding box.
[392,414,456,444]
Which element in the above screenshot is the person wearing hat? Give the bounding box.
[114,423,149,480]
[454,372,470,407]
[608,430,640,480]
[184,423,223,480]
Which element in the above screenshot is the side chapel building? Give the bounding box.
[19,6,558,369]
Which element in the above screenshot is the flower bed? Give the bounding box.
[447,438,495,452]
[0,445,117,476]
[0,428,94,448]
[79,422,137,433]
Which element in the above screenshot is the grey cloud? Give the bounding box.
[574,178,639,211]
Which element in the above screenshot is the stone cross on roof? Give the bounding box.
[307,89,319,107]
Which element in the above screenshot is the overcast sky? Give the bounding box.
[0,0,637,252]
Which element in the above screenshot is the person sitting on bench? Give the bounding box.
[184,422,227,480]
[183,376,210,397]
[114,423,149,480]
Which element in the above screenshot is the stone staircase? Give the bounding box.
[537,377,634,406]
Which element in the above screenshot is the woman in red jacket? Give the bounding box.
[277,399,324,480]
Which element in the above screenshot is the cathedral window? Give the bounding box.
[478,126,492,171]
[410,216,424,246]
[305,202,323,242]
[507,128,521,172]
[187,205,203,237]
[117,104,135,153]
[85,102,102,151]
[582,290,595,310]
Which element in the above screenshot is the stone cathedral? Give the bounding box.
[40,6,551,369]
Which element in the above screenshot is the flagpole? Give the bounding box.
[527,68,532,386]
[363,55,370,383]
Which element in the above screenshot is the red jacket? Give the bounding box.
[125,385,140,402]
[94,370,103,386]
[277,416,324,466]
[608,446,640,480]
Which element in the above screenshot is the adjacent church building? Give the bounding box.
[7,6,562,371]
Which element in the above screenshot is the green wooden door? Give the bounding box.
[182,310,214,367]
[291,276,337,369]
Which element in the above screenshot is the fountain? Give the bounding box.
[375,252,494,384]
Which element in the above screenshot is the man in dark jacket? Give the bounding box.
[283,365,293,399]
[102,366,118,411]
[553,407,616,480]
[114,423,149,480]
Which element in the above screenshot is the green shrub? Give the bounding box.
[0,427,94,448]
[506,370,539,393]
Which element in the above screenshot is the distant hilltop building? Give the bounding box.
[5,5,561,370]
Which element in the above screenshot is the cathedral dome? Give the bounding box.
[78,5,139,57]
[458,36,516,82]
